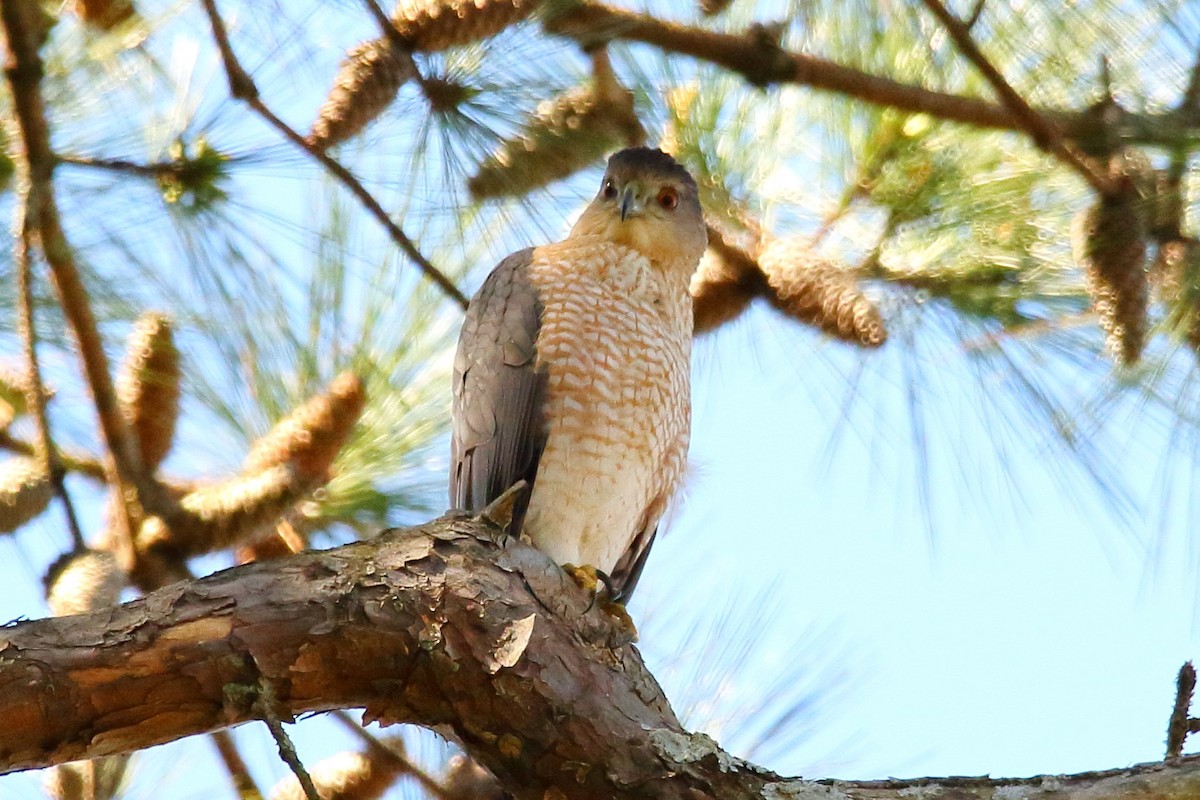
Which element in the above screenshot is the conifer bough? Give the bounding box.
[136,464,310,557]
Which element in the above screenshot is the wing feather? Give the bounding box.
[450,248,547,534]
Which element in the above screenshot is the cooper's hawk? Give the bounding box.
[451,147,706,602]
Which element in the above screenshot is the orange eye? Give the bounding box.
[602,180,618,200]
[657,187,678,210]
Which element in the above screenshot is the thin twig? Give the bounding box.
[964,0,986,31]
[918,0,1116,196]
[0,0,154,566]
[210,730,265,800]
[15,220,84,549]
[360,0,440,97]
[1168,661,1197,759]
[255,682,321,800]
[198,0,469,309]
[331,709,453,799]
[0,430,109,482]
[57,153,191,179]
[1180,41,1200,123]
[1169,44,1200,185]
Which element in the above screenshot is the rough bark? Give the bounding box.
[2,512,1200,799]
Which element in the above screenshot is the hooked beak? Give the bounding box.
[619,185,643,221]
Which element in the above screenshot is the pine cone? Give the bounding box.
[391,0,536,52]
[468,82,643,199]
[1152,238,1200,355]
[45,757,128,800]
[699,0,734,15]
[1071,193,1148,366]
[443,754,505,800]
[137,464,310,556]
[45,549,124,617]
[0,456,52,534]
[422,76,473,113]
[243,371,366,482]
[268,742,406,800]
[0,362,51,417]
[756,237,888,347]
[308,37,416,150]
[691,224,764,334]
[234,519,306,564]
[117,312,181,472]
[74,0,135,30]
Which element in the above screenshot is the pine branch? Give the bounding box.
[331,710,451,800]
[1180,41,1200,124]
[57,154,202,180]
[543,2,1190,151]
[0,430,111,483]
[253,681,322,800]
[4,513,1200,799]
[210,730,264,800]
[197,0,469,310]
[917,0,1116,196]
[15,197,83,549]
[1,0,156,566]
[1168,662,1197,759]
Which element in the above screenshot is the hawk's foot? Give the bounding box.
[599,597,638,643]
[561,563,603,595]
[561,563,638,643]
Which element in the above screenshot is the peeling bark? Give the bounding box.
[2,512,1199,799]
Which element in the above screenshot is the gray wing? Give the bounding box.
[609,492,666,603]
[450,248,547,534]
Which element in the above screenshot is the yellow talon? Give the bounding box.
[561,563,639,643]
[601,599,638,642]
[561,563,601,594]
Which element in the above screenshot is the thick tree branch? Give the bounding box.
[197,0,469,310]
[3,512,1200,799]
[544,1,1194,151]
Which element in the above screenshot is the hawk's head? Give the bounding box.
[571,147,707,274]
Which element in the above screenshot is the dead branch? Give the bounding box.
[3,512,1200,799]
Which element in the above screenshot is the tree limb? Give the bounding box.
[197,0,469,310]
[1,0,150,564]
[917,0,1116,195]
[3,512,1200,799]
[544,1,1193,151]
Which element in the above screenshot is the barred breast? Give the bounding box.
[523,236,692,578]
